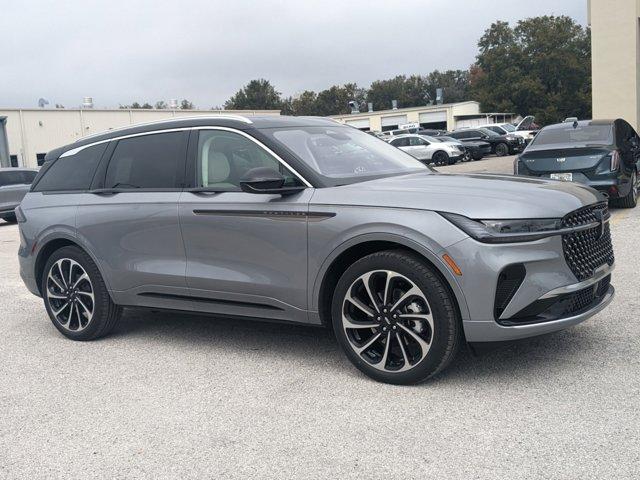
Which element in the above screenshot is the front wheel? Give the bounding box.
[331,250,461,384]
[432,151,449,166]
[41,246,122,340]
[495,143,509,156]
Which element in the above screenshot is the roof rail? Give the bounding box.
[75,114,253,143]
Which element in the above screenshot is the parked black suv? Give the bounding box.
[448,127,525,156]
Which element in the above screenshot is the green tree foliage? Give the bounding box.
[471,16,591,125]
[224,79,283,110]
[315,83,367,115]
[180,99,195,110]
[154,100,167,109]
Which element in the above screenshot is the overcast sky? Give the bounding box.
[0,0,587,109]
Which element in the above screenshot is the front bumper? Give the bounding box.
[463,285,614,342]
[444,234,614,342]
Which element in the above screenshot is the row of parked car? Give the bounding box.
[378,122,535,165]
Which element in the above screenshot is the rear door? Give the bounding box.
[76,130,189,297]
[407,136,432,160]
[178,127,312,322]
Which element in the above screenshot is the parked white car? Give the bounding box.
[483,116,538,143]
[388,134,464,165]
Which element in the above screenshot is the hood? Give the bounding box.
[520,146,611,173]
[312,171,603,219]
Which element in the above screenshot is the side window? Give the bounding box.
[0,171,23,187]
[486,126,502,135]
[196,130,302,190]
[410,137,427,146]
[20,171,37,184]
[391,137,409,147]
[453,131,469,139]
[33,143,107,192]
[105,132,183,189]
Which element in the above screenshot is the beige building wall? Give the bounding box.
[0,108,280,168]
[590,0,640,129]
[332,101,482,132]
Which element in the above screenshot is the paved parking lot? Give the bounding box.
[1,155,639,479]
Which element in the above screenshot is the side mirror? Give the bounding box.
[239,167,305,195]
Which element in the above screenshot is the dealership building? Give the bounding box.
[0,108,280,168]
[331,101,515,133]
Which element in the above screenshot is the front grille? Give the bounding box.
[561,203,614,281]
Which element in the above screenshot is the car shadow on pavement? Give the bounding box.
[112,307,594,385]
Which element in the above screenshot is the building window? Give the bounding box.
[36,153,46,166]
[10,155,18,167]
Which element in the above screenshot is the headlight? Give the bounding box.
[439,212,562,243]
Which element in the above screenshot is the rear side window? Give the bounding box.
[0,170,25,187]
[390,137,409,147]
[105,132,184,189]
[33,143,107,192]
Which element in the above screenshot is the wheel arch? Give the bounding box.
[34,234,113,297]
[314,234,470,327]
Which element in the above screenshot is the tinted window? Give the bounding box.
[0,170,25,187]
[409,137,426,146]
[197,130,302,190]
[486,126,504,135]
[449,131,468,139]
[531,124,613,148]
[33,143,107,192]
[390,137,410,147]
[105,132,183,189]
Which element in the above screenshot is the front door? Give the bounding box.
[178,128,312,323]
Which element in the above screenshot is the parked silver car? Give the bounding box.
[388,134,464,165]
[0,168,38,223]
[17,116,615,384]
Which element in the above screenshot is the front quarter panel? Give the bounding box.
[307,195,470,321]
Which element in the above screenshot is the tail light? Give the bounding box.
[610,150,620,171]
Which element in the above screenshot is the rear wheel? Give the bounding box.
[42,246,122,340]
[331,250,461,384]
[495,143,509,156]
[432,151,449,166]
[472,151,484,161]
[611,170,638,208]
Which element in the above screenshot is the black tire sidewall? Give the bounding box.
[331,251,459,384]
[433,151,448,165]
[496,143,508,156]
[41,246,114,340]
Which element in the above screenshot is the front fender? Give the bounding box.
[307,207,470,322]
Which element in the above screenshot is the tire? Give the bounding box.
[495,143,509,157]
[41,246,122,341]
[472,152,484,161]
[611,170,638,208]
[331,250,462,385]
[2,214,17,223]
[432,151,449,166]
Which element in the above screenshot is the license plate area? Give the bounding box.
[550,172,573,182]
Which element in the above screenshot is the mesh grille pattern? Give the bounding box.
[561,203,614,281]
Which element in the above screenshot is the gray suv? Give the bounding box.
[0,168,38,223]
[17,116,615,384]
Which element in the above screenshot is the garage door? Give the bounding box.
[345,118,370,129]
[381,115,407,128]
[419,111,447,123]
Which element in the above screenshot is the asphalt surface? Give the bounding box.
[1,155,639,479]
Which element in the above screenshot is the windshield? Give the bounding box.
[479,128,500,137]
[436,136,459,143]
[530,124,613,148]
[264,126,428,182]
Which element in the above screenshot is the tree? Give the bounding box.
[315,83,366,115]
[471,16,591,125]
[224,79,283,110]
[130,102,142,109]
[141,102,153,109]
[424,70,470,104]
[288,90,320,116]
[180,99,195,110]
[155,100,167,109]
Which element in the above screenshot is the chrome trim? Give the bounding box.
[75,114,253,142]
[60,128,191,158]
[58,125,313,188]
[538,262,614,300]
